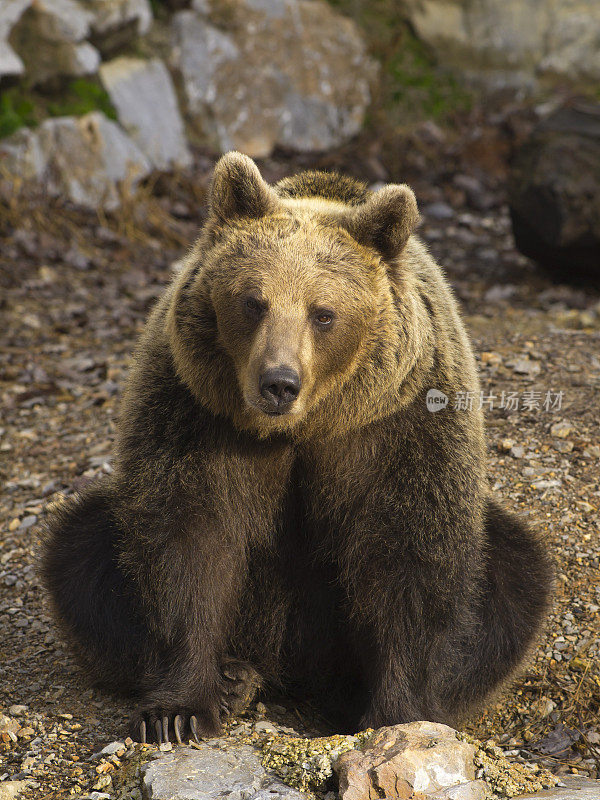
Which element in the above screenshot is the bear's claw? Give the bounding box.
[132,661,261,744]
[135,712,208,744]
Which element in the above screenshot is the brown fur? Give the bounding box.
[41,153,552,742]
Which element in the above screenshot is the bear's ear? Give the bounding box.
[209,151,279,223]
[347,184,420,259]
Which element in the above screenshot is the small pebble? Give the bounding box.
[254,721,277,734]
[255,702,267,717]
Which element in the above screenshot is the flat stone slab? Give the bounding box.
[515,777,600,799]
[142,742,306,800]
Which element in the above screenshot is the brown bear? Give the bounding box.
[42,152,552,744]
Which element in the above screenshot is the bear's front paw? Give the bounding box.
[219,658,262,718]
[131,703,222,744]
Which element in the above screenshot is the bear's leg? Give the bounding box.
[42,482,259,744]
[352,501,552,729]
[434,499,553,718]
[40,482,158,695]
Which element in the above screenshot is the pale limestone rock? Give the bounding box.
[0,0,31,80]
[430,779,491,799]
[405,0,600,87]
[170,0,375,157]
[100,57,191,170]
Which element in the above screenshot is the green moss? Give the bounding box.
[0,79,117,139]
[0,88,37,138]
[328,0,474,125]
[47,79,117,120]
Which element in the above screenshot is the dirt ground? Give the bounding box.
[1,146,599,798]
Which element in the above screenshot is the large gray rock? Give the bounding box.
[142,742,307,800]
[100,57,192,170]
[9,0,100,84]
[170,0,375,157]
[404,0,600,88]
[508,101,600,283]
[0,0,31,80]
[0,112,151,210]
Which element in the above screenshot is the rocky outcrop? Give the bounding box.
[404,0,600,88]
[508,102,600,282]
[170,0,375,157]
[100,57,192,170]
[1,0,152,84]
[1,0,375,205]
[137,720,574,800]
[0,112,151,209]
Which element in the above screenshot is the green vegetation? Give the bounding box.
[385,33,473,121]
[329,0,473,125]
[0,79,116,139]
[46,79,117,120]
[0,89,36,138]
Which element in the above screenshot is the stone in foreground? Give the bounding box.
[141,742,306,800]
[335,722,477,800]
[128,720,600,800]
[100,57,192,171]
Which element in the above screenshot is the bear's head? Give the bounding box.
[168,152,432,439]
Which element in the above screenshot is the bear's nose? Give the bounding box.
[259,367,301,410]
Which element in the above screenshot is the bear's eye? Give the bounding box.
[244,297,265,319]
[314,310,335,328]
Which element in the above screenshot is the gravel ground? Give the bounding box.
[1,152,599,798]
